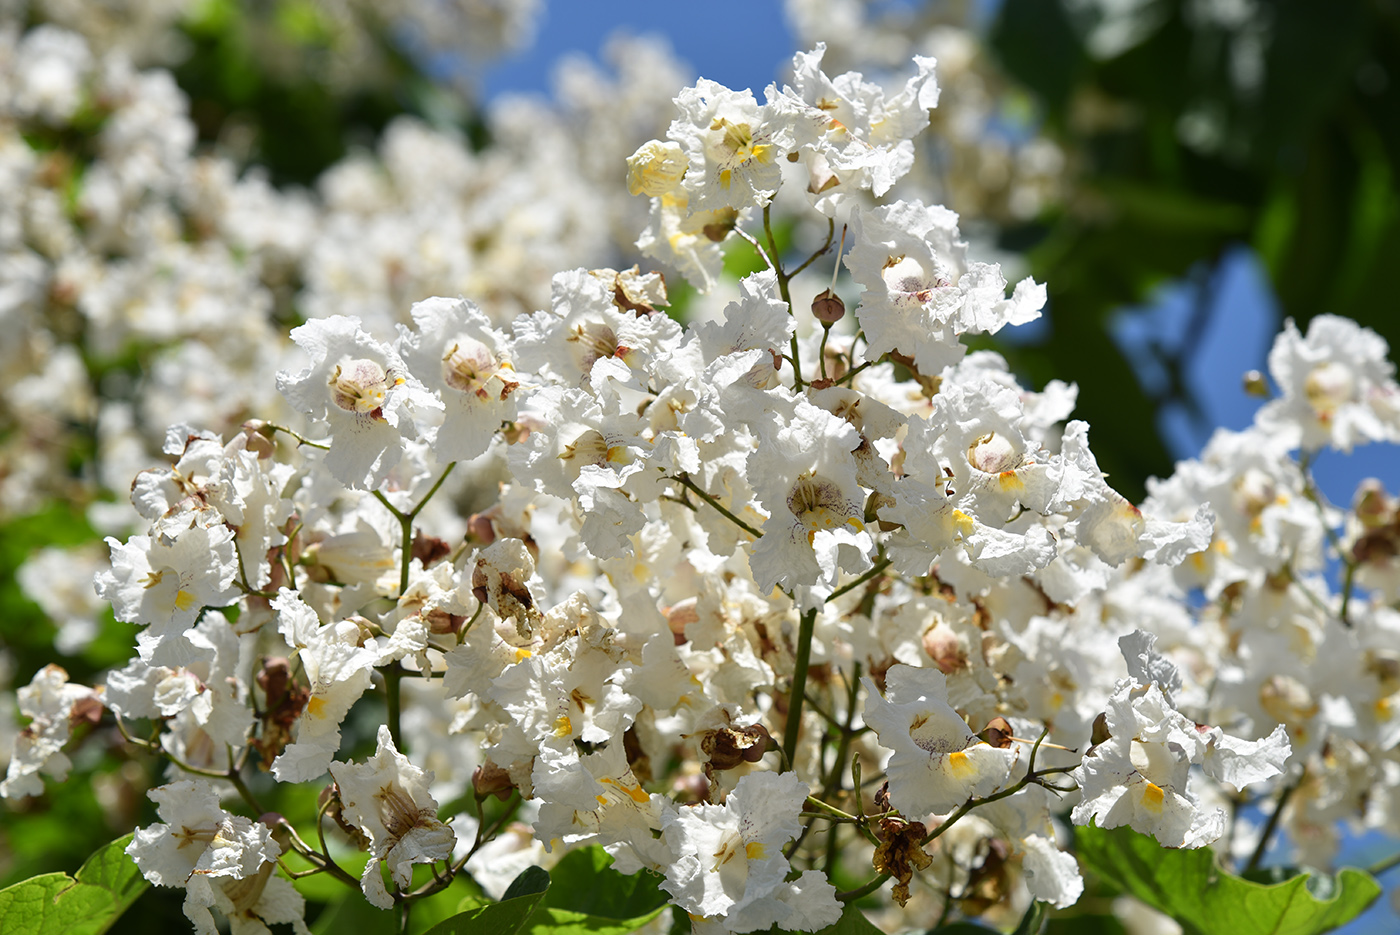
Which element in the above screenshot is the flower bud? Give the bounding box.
[1243,369,1270,397]
[473,762,515,801]
[811,288,846,324]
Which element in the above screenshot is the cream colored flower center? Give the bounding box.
[787,475,862,544]
[967,432,1020,474]
[882,254,949,306]
[1304,361,1355,417]
[374,782,429,840]
[329,358,390,414]
[708,118,773,189]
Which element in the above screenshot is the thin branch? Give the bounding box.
[671,474,763,539]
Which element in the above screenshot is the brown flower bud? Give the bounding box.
[472,762,515,801]
[979,716,1014,748]
[811,288,846,324]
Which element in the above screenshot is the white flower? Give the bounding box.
[96,524,241,662]
[637,189,741,293]
[104,612,252,754]
[276,315,440,489]
[397,295,521,463]
[669,80,794,214]
[747,396,874,598]
[862,664,1019,817]
[845,200,1044,372]
[270,614,378,783]
[1257,315,1400,452]
[661,771,840,933]
[330,725,456,909]
[1,665,100,799]
[1071,633,1291,848]
[626,139,688,197]
[127,780,280,934]
[773,43,939,211]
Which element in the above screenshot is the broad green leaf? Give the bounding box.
[810,904,886,935]
[1076,823,1381,935]
[0,834,146,935]
[425,866,550,935]
[310,891,398,935]
[540,846,669,920]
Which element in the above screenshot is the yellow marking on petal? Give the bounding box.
[606,445,628,463]
[602,777,653,805]
[514,648,533,662]
[947,749,977,780]
[719,168,733,190]
[173,588,196,612]
[951,510,976,539]
[846,517,866,532]
[306,695,327,719]
[1377,697,1393,720]
[998,470,1024,491]
[1141,781,1165,813]
[552,714,573,739]
[596,795,609,806]
[745,841,766,860]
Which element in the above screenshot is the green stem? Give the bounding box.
[837,359,874,387]
[1244,768,1304,874]
[818,325,831,380]
[838,872,889,902]
[829,559,891,602]
[1368,850,1400,876]
[790,217,837,278]
[672,474,763,538]
[266,423,330,450]
[763,203,804,391]
[374,462,457,599]
[782,607,819,772]
[384,664,404,752]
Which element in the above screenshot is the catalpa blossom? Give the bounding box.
[0,665,100,799]
[127,780,281,935]
[1071,633,1291,848]
[746,395,874,599]
[277,315,440,489]
[862,664,1019,817]
[669,79,795,214]
[330,725,456,909]
[661,771,841,934]
[773,42,939,211]
[397,295,521,463]
[96,524,241,662]
[1257,315,1400,452]
[270,593,379,783]
[845,199,1045,372]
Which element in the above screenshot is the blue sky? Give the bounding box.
[482,0,794,100]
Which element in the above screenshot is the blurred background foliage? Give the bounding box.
[987,0,1400,502]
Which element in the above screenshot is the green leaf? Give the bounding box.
[0,834,147,935]
[809,904,886,935]
[424,866,550,935]
[1075,823,1381,935]
[540,847,669,919]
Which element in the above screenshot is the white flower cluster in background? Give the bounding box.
[3,10,1400,935]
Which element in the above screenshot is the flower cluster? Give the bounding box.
[3,18,1399,935]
